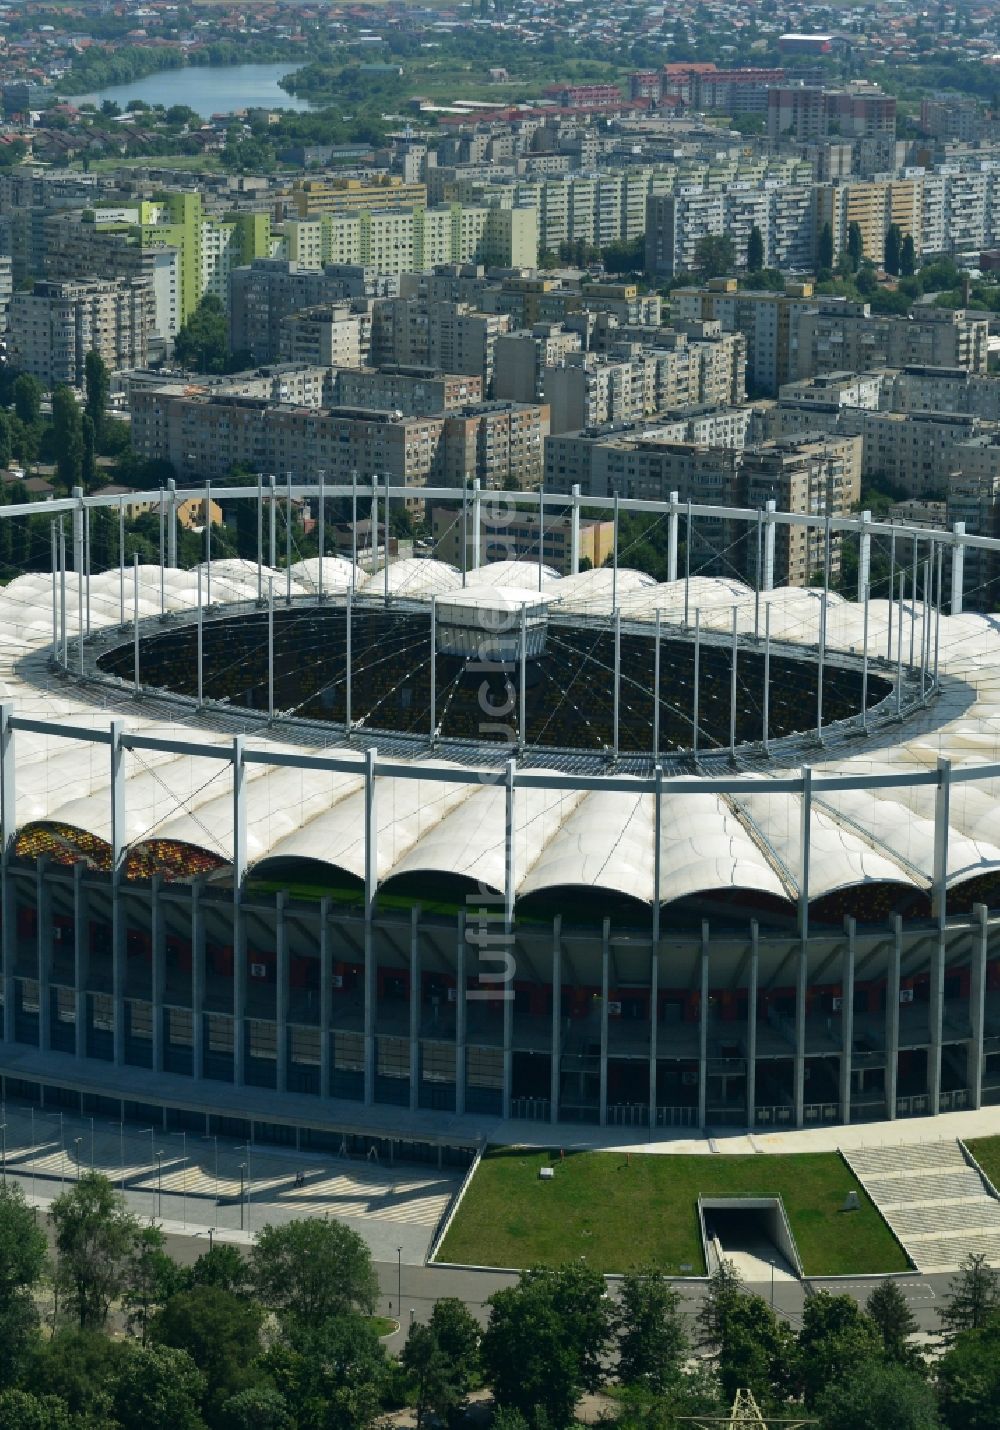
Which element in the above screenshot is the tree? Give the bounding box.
[263,1314,386,1430]
[111,1342,206,1430]
[185,1242,252,1297]
[939,1253,1000,1338]
[884,223,903,277]
[866,1280,918,1362]
[614,1265,688,1392]
[694,234,735,282]
[24,1329,122,1425]
[818,221,834,271]
[746,224,765,274]
[83,350,109,444]
[795,1292,882,1407]
[816,1358,941,1430]
[697,1262,795,1410]
[900,233,917,277]
[0,1293,40,1391]
[151,1285,263,1412]
[428,1296,480,1387]
[51,385,84,491]
[219,1387,294,1430]
[402,1322,461,1430]
[482,1263,611,1428]
[81,414,99,492]
[50,1172,139,1331]
[251,1217,378,1324]
[173,295,235,375]
[938,1316,1000,1430]
[0,1390,72,1430]
[847,221,864,272]
[13,373,42,427]
[0,1184,47,1301]
[123,1225,184,1344]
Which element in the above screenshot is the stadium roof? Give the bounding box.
[1,561,999,912]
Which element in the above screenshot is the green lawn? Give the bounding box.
[966,1136,1000,1190]
[436,1147,909,1277]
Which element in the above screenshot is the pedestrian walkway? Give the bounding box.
[0,1103,461,1264]
[844,1140,1000,1271]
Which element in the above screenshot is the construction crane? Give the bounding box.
[678,1388,818,1429]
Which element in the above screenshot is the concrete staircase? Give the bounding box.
[844,1140,1000,1271]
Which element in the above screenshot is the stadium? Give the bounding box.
[0,481,999,1160]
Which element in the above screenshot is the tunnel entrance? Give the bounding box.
[700,1197,801,1286]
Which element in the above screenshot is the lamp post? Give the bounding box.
[396,1245,402,1321]
[156,1149,164,1221]
[238,1162,247,1231]
[73,1136,82,1181]
[204,1133,219,1224]
[139,1127,155,1219]
[0,1123,5,1187]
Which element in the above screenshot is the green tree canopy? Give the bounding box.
[866,1280,919,1363]
[884,223,903,277]
[939,1253,1000,1338]
[694,234,735,282]
[50,1172,139,1331]
[847,221,864,272]
[0,1389,72,1430]
[13,373,42,427]
[251,1217,378,1324]
[174,295,239,375]
[614,1265,688,1393]
[0,1184,47,1300]
[816,1357,941,1430]
[795,1292,883,1407]
[482,1263,611,1428]
[51,385,83,491]
[83,350,110,443]
[746,223,765,274]
[110,1342,206,1430]
[151,1285,264,1412]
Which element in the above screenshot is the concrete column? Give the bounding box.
[794,943,808,1127]
[951,521,965,616]
[762,500,776,592]
[111,874,124,1068]
[698,924,709,1129]
[550,917,561,1124]
[885,914,901,1118]
[363,747,377,1106]
[319,898,331,1098]
[667,490,679,583]
[648,946,659,1132]
[857,510,871,602]
[599,918,610,1127]
[275,891,288,1095]
[36,858,52,1051]
[929,755,951,1115]
[0,702,13,1047]
[471,480,482,572]
[840,918,855,1125]
[409,906,420,1114]
[455,911,466,1117]
[232,737,247,1089]
[747,922,758,1128]
[73,863,87,1059]
[151,875,165,1073]
[569,484,581,576]
[109,720,125,1068]
[969,904,988,1110]
[191,879,205,1080]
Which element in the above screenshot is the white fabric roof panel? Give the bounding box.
[2,561,1000,915]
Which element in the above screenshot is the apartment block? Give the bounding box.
[795,304,988,380]
[130,386,547,490]
[371,300,511,386]
[543,428,859,585]
[10,276,154,387]
[230,259,395,365]
[493,324,584,403]
[430,506,613,575]
[767,84,895,142]
[542,328,746,435]
[277,304,366,371]
[671,280,820,396]
[334,366,483,417]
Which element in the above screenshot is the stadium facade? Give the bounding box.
[1,482,999,1156]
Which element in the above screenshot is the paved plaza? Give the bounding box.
[0,1102,462,1264]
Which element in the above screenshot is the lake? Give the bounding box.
[75,62,317,116]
